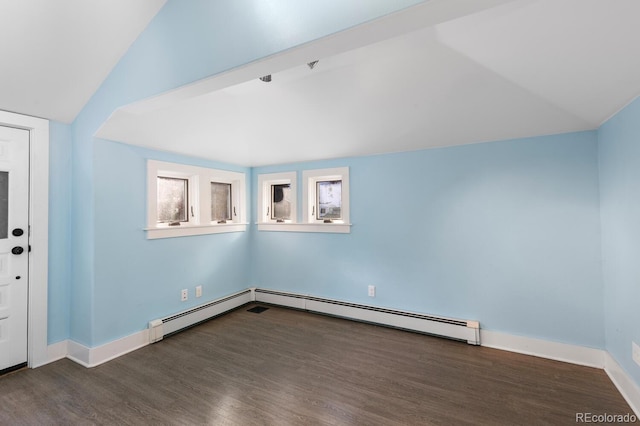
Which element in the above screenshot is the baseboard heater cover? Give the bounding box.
[148,289,252,343]
[254,289,480,345]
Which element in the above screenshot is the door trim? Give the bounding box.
[0,110,49,368]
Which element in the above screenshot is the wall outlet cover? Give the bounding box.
[368,285,375,297]
[181,289,188,302]
[196,285,202,298]
[633,341,640,367]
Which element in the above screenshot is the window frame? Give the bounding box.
[156,174,193,225]
[147,160,247,239]
[256,167,350,233]
[270,183,293,221]
[257,172,297,230]
[315,179,343,221]
[303,167,350,232]
[210,181,232,223]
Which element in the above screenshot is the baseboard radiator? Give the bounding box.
[254,289,480,345]
[148,289,252,343]
[147,288,480,345]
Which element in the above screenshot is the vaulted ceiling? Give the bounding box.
[3,1,640,166]
[0,0,165,123]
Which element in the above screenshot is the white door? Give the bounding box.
[0,125,29,373]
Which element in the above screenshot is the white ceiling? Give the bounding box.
[0,0,165,123]
[4,1,640,166]
[99,0,640,167]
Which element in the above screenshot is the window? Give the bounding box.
[303,167,349,232]
[316,180,342,221]
[256,167,350,233]
[257,172,297,230]
[211,182,232,222]
[271,184,292,221]
[147,160,247,239]
[157,177,189,224]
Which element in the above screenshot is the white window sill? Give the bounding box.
[146,223,248,239]
[257,223,351,234]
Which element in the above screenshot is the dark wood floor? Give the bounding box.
[0,305,633,425]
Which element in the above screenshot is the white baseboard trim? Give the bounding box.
[480,329,605,369]
[34,340,69,368]
[605,353,640,417]
[35,322,608,372]
[67,330,149,368]
[66,340,90,367]
[64,289,251,368]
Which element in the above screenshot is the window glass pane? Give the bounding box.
[157,177,188,223]
[211,182,232,221]
[317,180,342,220]
[0,172,7,239]
[271,184,291,220]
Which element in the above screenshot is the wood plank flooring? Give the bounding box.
[0,305,634,425]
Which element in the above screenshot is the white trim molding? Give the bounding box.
[146,223,248,239]
[64,289,251,368]
[480,330,605,368]
[605,353,640,417]
[67,330,150,368]
[42,340,69,367]
[257,222,351,233]
[0,110,49,369]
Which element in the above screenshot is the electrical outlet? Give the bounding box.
[633,342,640,367]
[181,289,188,302]
[195,285,202,298]
[368,285,375,297]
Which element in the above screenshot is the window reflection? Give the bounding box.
[157,177,188,223]
[316,180,341,220]
[211,182,232,222]
[271,184,291,220]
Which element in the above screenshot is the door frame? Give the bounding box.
[0,110,49,368]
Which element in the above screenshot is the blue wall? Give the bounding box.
[92,140,250,345]
[599,96,640,386]
[48,121,72,344]
[252,131,604,348]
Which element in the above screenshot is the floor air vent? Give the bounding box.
[247,306,269,314]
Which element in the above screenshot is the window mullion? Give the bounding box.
[230,179,238,223]
[199,175,210,224]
